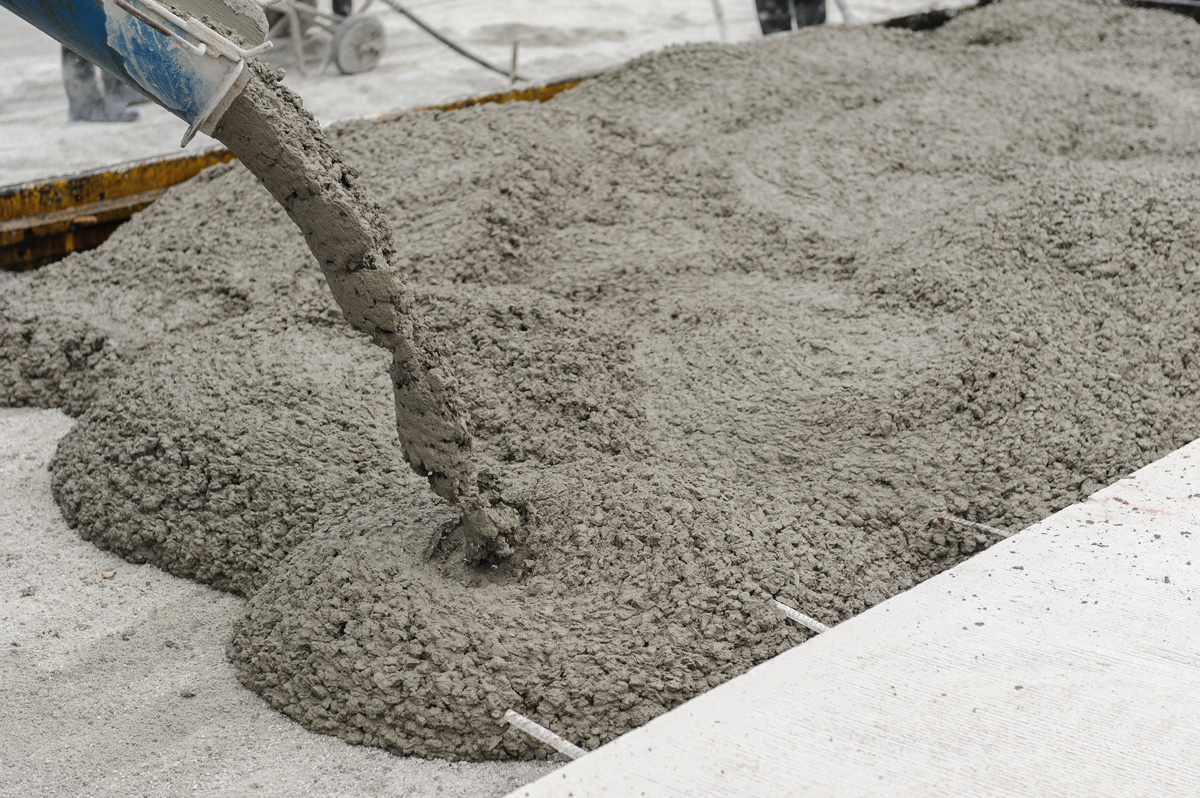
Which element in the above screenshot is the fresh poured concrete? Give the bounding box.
[8,0,1200,762]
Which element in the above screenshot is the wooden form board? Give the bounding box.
[0,149,235,270]
[509,441,1200,796]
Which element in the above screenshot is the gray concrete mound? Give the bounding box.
[4,0,1200,760]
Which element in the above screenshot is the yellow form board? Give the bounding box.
[0,75,593,271]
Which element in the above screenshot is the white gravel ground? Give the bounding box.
[0,0,960,185]
[0,407,557,797]
[1,0,770,185]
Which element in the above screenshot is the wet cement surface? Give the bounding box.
[3,0,1200,761]
[212,63,516,564]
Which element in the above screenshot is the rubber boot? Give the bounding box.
[61,47,138,123]
[794,0,827,27]
[101,69,150,106]
[756,0,793,34]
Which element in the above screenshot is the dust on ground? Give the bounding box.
[3,0,1199,761]
[0,408,554,795]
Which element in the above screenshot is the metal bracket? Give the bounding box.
[116,0,274,60]
[108,0,274,145]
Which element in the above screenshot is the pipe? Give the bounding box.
[0,0,270,145]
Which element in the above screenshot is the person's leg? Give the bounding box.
[61,47,137,122]
[101,69,149,106]
[62,46,102,121]
[755,0,792,34]
[793,0,827,27]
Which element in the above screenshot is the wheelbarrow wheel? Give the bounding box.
[266,0,314,36]
[298,27,333,74]
[332,14,385,74]
[266,0,331,75]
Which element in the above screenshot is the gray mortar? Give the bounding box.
[4,0,1200,761]
[212,63,517,562]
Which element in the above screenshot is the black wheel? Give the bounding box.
[331,14,385,74]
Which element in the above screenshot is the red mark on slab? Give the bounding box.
[1102,496,1172,516]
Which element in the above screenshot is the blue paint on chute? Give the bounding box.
[0,0,262,143]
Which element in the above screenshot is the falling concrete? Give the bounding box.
[213,62,519,564]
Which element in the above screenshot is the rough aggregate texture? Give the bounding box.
[213,64,517,563]
[4,0,1200,760]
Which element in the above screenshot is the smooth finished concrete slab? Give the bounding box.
[509,441,1200,796]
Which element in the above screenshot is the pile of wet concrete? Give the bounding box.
[3,0,1199,760]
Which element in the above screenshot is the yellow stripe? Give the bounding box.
[1,74,593,270]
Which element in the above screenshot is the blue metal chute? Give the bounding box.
[1,0,270,144]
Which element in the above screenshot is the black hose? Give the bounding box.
[375,0,532,82]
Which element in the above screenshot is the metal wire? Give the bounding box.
[374,0,532,81]
[504,710,587,760]
[774,600,831,634]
